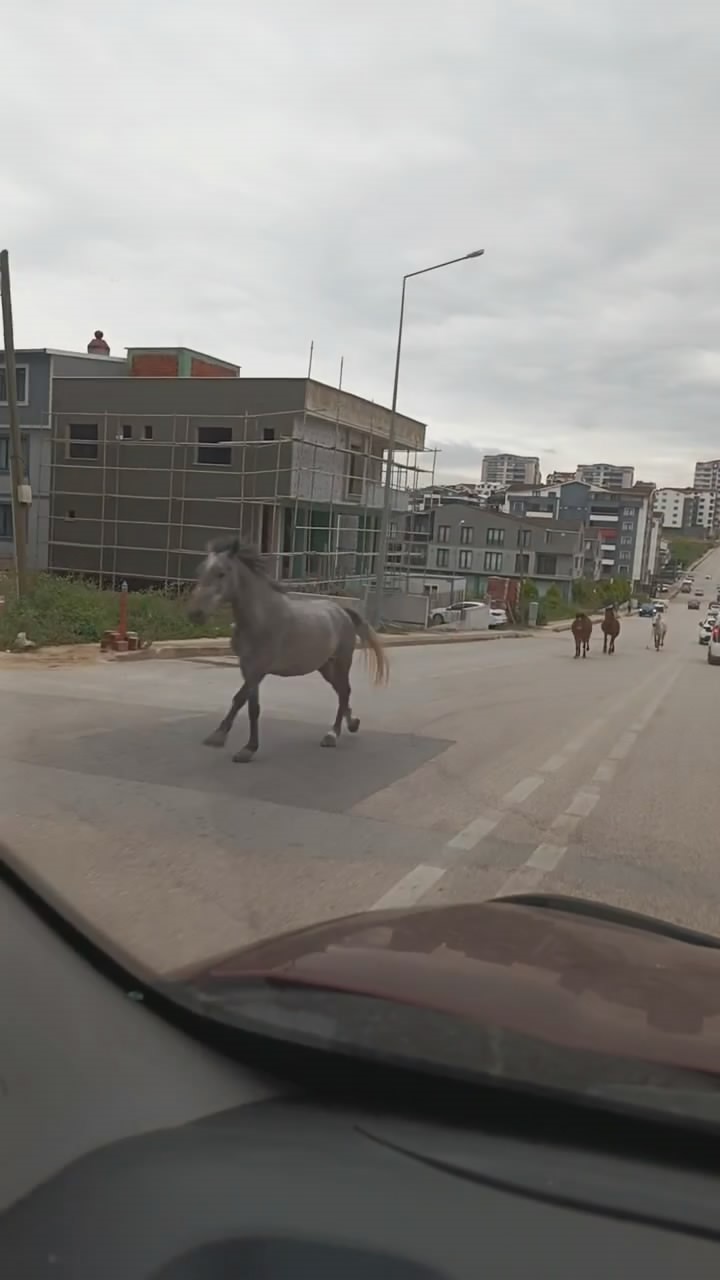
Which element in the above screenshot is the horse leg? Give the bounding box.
[319,659,352,748]
[203,681,249,747]
[582,640,588,658]
[603,634,608,654]
[232,687,260,763]
[574,637,580,658]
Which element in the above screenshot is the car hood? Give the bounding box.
[175,894,720,1080]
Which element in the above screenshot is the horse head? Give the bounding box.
[187,538,281,623]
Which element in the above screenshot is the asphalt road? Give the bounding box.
[2,553,719,975]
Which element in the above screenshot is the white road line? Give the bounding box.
[550,812,582,838]
[445,810,502,851]
[539,753,567,773]
[565,789,600,817]
[371,864,445,910]
[526,842,566,871]
[372,661,682,912]
[502,775,544,806]
[608,731,637,760]
[592,760,618,785]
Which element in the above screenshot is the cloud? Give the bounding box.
[4,0,720,485]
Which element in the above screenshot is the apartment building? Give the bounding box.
[693,459,720,491]
[419,504,594,600]
[575,462,635,490]
[653,487,695,530]
[504,479,658,587]
[480,453,541,486]
[0,337,126,570]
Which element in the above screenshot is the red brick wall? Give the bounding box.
[130,354,179,377]
[190,357,236,378]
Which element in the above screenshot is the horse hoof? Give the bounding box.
[321,732,338,748]
[203,730,227,748]
[232,748,255,763]
[347,718,360,734]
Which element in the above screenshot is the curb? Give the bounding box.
[110,629,535,662]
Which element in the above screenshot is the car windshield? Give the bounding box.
[3,3,720,1133]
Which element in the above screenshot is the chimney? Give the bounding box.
[87,329,110,356]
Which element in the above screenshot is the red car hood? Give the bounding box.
[177,895,720,1080]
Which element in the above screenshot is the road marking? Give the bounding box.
[371,660,683,912]
[539,753,567,773]
[592,759,617,785]
[371,864,445,910]
[501,775,544,806]
[565,789,600,817]
[526,842,566,871]
[608,731,637,760]
[445,810,502,851]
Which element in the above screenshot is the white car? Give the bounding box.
[709,622,720,665]
[430,600,508,629]
[699,618,714,645]
[430,600,488,627]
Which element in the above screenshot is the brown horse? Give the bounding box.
[601,605,620,655]
[571,612,592,658]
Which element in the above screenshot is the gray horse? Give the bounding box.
[187,539,389,762]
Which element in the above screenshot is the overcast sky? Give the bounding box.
[5,1,720,485]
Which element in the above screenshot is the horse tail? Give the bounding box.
[344,608,390,685]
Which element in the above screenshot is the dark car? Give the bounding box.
[639,602,655,617]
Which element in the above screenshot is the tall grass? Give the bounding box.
[0,574,232,649]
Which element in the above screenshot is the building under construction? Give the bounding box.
[48,350,432,592]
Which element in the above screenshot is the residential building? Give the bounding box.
[504,479,657,587]
[49,361,427,585]
[410,480,505,511]
[416,504,592,601]
[0,339,127,571]
[653,487,695,530]
[653,486,718,535]
[481,453,541,486]
[546,470,575,485]
[693,459,720,491]
[575,462,635,490]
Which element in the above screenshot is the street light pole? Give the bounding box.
[371,249,484,626]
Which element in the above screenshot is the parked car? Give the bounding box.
[488,607,508,628]
[651,600,666,613]
[699,619,713,645]
[695,589,704,596]
[688,598,701,610]
[430,600,489,627]
[709,623,720,665]
[680,583,692,593]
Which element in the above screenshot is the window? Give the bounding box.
[197,425,232,465]
[458,549,473,569]
[623,506,635,516]
[483,551,503,572]
[0,364,28,404]
[622,520,634,531]
[0,435,29,475]
[436,547,450,568]
[68,423,98,461]
[536,553,558,575]
[121,424,133,440]
[144,424,153,441]
[620,535,633,546]
[487,527,505,545]
[459,524,473,544]
[515,553,530,573]
[437,524,450,543]
[262,427,275,442]
[0,503,12,540]
[517,528,531,547]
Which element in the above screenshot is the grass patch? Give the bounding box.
[667,536,716,570]
[0,574,232,649]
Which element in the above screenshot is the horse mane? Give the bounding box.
[210,538,286,593]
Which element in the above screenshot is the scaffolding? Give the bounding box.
[47,401,436,598]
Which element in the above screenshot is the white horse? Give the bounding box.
[651,612,667,650]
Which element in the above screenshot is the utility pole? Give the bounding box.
[0,250,29,598]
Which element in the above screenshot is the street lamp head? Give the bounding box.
[465,249,485,258]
